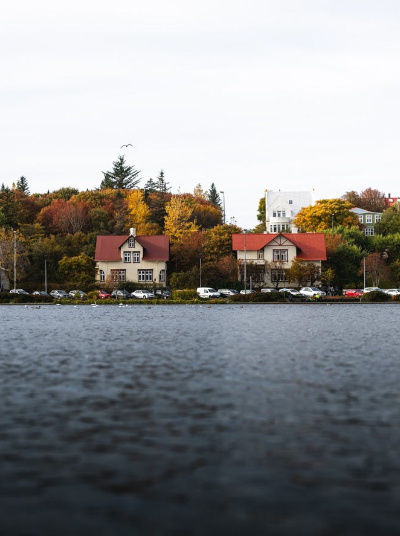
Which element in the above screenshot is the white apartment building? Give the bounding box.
[265,190,314,233]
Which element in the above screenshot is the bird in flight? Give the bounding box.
[121,143,133,148]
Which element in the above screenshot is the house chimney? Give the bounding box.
[129,227,136,237]
[388,193,391,198]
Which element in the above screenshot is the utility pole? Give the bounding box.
[199,256,202,287]
[331,213,335,231]
[363,257,366,290]
[244,230,247,293]
[44,259,48,294]
[13,230,16,292]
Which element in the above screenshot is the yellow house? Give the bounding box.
[95,228,169,287]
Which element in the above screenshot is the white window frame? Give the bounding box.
[99,269,105,282]
[273,249,288,262]
[365,215,373,223]
[132,251,140,263]
[128,237,135,248]
[375,214,381,222]
[258,249,264,259]
[159,269,166,282]
[358,215,363,223]
[138,269,153,282]
[123,251,131,263]
[365,227,374,236]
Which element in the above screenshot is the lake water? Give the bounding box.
[0,304,399,535]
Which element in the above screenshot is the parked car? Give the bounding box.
[217,289,238,297]
[197,287,221,298]
[240,289,255,295]
[9,288,30,295]
[131,290,155,299]
[260,288,277,293]
[343,289,364,298]
[279,288,301,296]
[98,290,111,299]
[32,290,50,296]
[299,287,326,297]
[50,290,69,299]
[155,289,171,299]
[363,287,383,294]
[69,290,87,298]
[383,288,400,296]
[111,289,131,299]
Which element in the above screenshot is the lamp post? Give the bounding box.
[243,230,247,293]
[220,191,226,224]
[199,255,202,287]
[331,213,335,231]
[13,230,17,292]
[363,256,366,290]
[44,259,48,294]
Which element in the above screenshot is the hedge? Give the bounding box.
[172,289,198,300]
[361,291,391,302]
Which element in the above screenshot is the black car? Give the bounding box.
[155,289,171,299]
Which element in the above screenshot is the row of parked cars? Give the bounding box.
[196,287,327,298]
[343,287,400,297]
[6,289,171,299]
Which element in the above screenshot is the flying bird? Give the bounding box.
[121,143,133,148]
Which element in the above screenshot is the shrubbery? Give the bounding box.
[0,292,53,303]
[172,289,198,300]
[361,290,391,302]
[231,292,286,303]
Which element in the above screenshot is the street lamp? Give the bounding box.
[243,229,247,293]
[331,213,335,231]
[13,230,16,292]
[220,191,226,224]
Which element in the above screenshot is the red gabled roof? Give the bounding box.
[95,235,170,262]
[232,233,326,261]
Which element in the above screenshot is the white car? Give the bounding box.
[131,290,155,299]
[217,289,238,297]
[197,287,221,298]
[299,287,326,297]
[69,290,87,298]
[279,288,301,296]
[363,287,383,293]
[260,288,277,293]
[50,290,69,299]
[9,289,30,295]
[383,288,400,296]
[240,289,255,295]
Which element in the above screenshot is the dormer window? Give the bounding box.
[128,237,135,248]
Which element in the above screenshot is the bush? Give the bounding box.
[231,292,285,303]
[0,292,53,304]
[172,289,198,300]
[361,291,391,302]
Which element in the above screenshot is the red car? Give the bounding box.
[98,290,111,299]
[343,289,363,298]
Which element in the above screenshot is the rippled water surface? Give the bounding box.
[0,304,399,535]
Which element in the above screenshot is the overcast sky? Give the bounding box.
[2,0,400,227]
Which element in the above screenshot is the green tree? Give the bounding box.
[16,176,30,195]
[58,253,95,289]
[375,204,400,235]
[100,155,141,189]
[155,170,170,193]
[207,183,221,207]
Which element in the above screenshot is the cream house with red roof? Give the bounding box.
[95,228,169,287]
[232,233,326,288]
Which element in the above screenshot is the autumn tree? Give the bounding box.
[203,224,242,262]
[286,260,311,287]
[343,188,385,212]
[100,155,140,189]
[192,203,222,229]
[193,184,206,199]
[126,189,160,235]
[361,253,390,287]
[254,197,266,232]
[294,199,358,232]
[0,228,29,282]
[164,196,199,242]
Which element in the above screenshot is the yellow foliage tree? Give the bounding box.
[126,189,160,235]
[164,196,199,242]
[293,199,358,232]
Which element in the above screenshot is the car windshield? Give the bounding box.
[209,289,217,292]
[311,288,320,291]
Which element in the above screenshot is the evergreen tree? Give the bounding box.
[16,176,30,195]
[207,183,221,207]
[155,170,170,193]
[100,155,141,189]
[144,178,157,193]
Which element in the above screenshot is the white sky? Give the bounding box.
[2,0,400,228]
